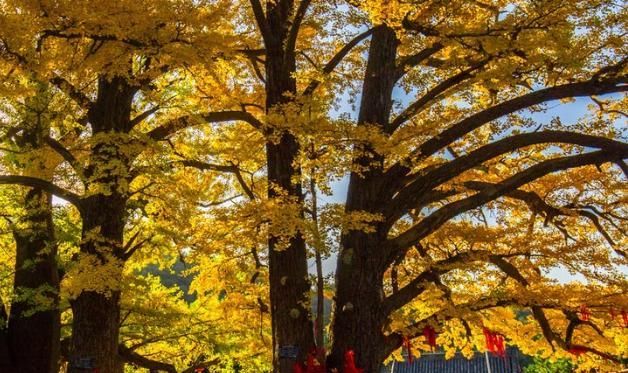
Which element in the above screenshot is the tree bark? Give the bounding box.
[261,2,315,371]
[329,25,399,372]
[68,76,135,373]
[8,189,61,373]
[0,298,11,372]
[67,196,126,373]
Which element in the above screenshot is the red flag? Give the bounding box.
[483,328,506,357]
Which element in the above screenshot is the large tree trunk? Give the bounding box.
[68,76,134,373]
[329,232,390,372]
[329,25,398,372]
[264,2,315,370]
[8,189,60,373]
[67,196,126,373]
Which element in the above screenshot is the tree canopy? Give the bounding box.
[0,1,626,372]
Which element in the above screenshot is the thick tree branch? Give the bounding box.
[44,136,84,177]
[387,149,628,255]
[119,344,177,373]
[147,111,263,140]
[250,0,271,44]
[49,76,93,111]
[0,175,83,209]
[386,77,628,179]
[302,28,375,96]
[388,131,628,219]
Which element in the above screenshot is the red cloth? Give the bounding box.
[403,336,413,363]
[568,346,587,356]
[483,328,506,357]
[423,326,438,349]
[306,351,325,373]
[293,362,305,373]
[344,350,364,373]
[579,305,590,322]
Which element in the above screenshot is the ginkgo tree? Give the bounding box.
[0,0,626,373]
[0,0,239,371]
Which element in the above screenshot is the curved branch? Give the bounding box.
[389,60,490,131]
[388,131,628,219]
[386,76,628,180]
[119,344,176,373]
[0,175,83,209]
[147,111,263,140]
[387,149,628,254]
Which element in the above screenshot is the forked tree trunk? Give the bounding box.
[329,25,399,372]
[8,189,61,373]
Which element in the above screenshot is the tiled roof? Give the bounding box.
[383,349,522,373]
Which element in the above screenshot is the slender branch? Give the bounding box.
[466,182,626,257]
[388,60,491,131]
[180,160,256,200]
[492,256,621,362]
[118,344,177,373]
[129,106,160,128]
[286,0,312,56]
[302,28,375,96]
[394,43,444,81]
[0,175,83,209]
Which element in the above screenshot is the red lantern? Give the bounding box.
[423,326,438,350]
[344,350,364,373]
[579,305,590,322]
